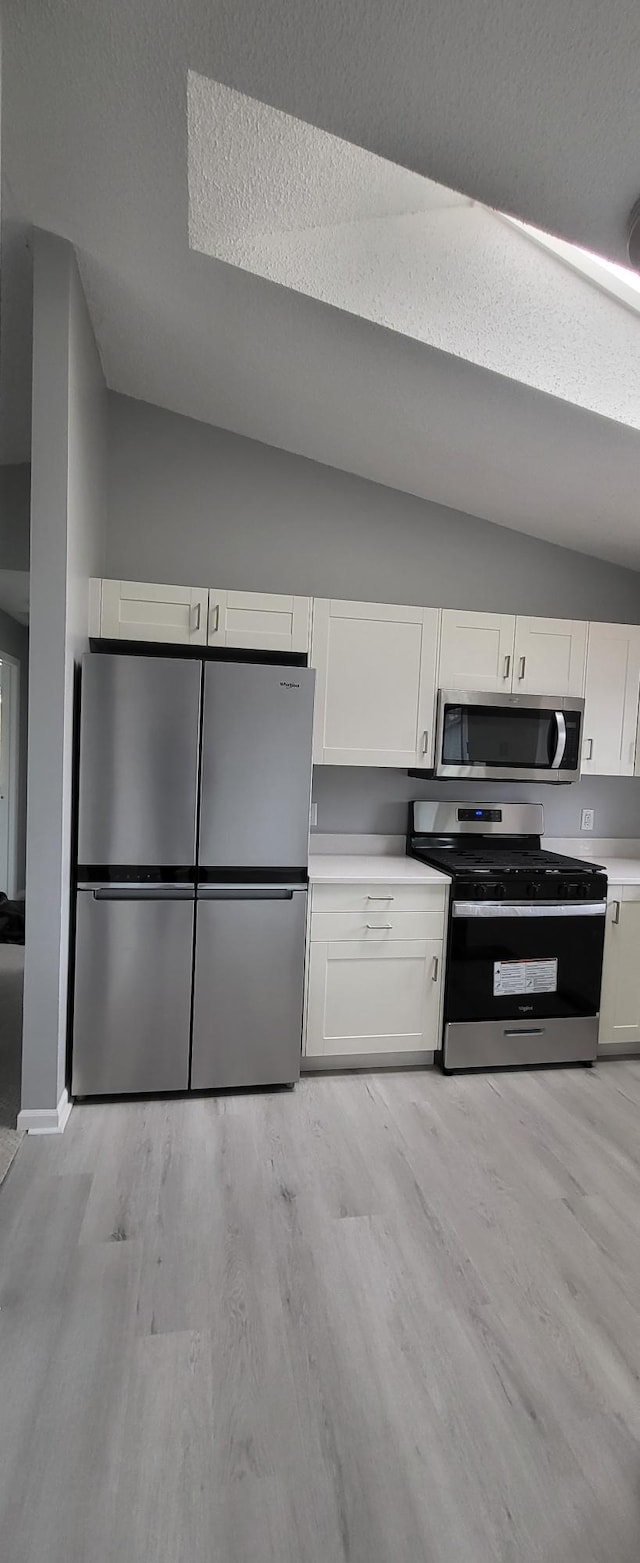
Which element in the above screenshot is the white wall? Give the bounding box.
[21,231,107,1119]
[107,394,640,623]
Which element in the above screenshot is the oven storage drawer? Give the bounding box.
[446,901,606,1024]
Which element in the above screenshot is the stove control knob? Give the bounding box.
[568,883,580,898]
[526,882,540,898]
[474,883,487,899]
[493,883,506,899]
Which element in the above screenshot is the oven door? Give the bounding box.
[448,900,605,1022]
[435,691,584,782]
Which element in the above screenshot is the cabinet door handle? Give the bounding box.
[518,656,526,680]
[422,729,429,756]
[209,602,220,638]
[190,602,201,634]
[431,955,439,981]
[365,922,393,930]
[367,894,395,901]
[584,738,594,761]
[611,900,621,925]
[503,654,511,679]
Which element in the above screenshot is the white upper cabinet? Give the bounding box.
[206,591,311,653]
[582,622,640,777]
[311,599,440,767]
[99,580,208,644]
[438,610,516,692]
[511,616,587,697]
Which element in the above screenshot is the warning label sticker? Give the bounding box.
[493,958,558,997]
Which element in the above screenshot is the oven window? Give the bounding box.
[447,910,605,1023]
[442,704,581,770]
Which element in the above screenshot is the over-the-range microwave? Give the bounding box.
[425,690,585,783]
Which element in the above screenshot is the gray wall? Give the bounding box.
[107,394,640,623]
[21,231,107,1118]
[0,605,28,889]
[312,769,640,841]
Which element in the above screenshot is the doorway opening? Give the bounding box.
[0,650,25,1163]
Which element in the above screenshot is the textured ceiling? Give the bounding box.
[188,76,640,432]
[3,0,640,565]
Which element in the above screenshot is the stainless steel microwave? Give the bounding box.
[433,690,585,783]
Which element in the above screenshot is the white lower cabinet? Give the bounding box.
[305,938,443,1057]
[599,887,640,1053]
[304,880,447,1060]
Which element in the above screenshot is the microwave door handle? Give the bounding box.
[551,711,567,769]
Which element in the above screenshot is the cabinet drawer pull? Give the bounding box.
[365,922,392,930]
[367,894,395,901]
[518,655,526,680]
[503,654,511,679]
[612,900,621,925]
[209,602,220,637]
[431,955,439,981]
[584,738,594,761]
[422,729,429,755]
[190,602,201,633]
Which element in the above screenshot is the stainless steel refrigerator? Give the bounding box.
[72,653,315,1097]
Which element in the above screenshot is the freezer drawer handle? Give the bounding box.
[198,887,303,900]
[89,886,194,901]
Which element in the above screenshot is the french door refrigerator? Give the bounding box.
[72,653,315,1098]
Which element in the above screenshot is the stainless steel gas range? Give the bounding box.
[407,802,607,1072]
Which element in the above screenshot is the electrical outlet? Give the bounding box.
[580,808,595,832]
[310,801,318,827]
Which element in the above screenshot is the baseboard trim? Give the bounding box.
[598,1042,640,1059]
[17,1089,73,1135]
[302,1051,435,1073]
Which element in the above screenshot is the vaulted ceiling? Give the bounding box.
[2,0,640,566]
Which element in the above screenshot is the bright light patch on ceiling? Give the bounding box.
[505,217,640,312]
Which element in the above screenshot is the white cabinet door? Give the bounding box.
[438,610,516,692]
[305,938,443,1056]
[100,580,208,644]
[207,590,311,653]
[582,622,640,777]
[512,616,587,697]
[599,894,640,1049]
[311,599,440,767]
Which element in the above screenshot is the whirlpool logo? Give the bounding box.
[280,681,300,690]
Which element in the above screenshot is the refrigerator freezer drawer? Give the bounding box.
[72,890,194,1096]
[191,889,307,1089]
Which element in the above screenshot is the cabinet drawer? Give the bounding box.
[311,881,447,915]
[310,911,445,942]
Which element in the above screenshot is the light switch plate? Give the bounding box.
[580,808,595,832]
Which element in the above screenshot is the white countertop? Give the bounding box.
[308,853,451,886]
[589,858,640,886]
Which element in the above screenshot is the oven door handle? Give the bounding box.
[551,710,567,769]
[452,902,606,918]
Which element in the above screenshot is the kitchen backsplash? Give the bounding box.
[311,768,640,839]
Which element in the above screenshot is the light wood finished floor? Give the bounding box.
[2,1064,640,1562]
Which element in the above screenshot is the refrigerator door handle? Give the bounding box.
[85,885,195,901]
[198,886,305,901]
